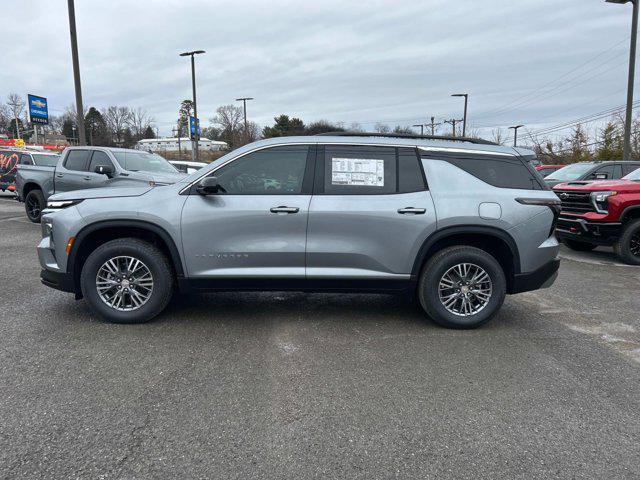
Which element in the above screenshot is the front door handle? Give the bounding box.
[270,206,300,214]
[398,207,426,215]
[83,176,92,180]
[55,173,64,178]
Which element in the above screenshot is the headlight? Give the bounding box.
[590,191,616,214]
[42,219,53,238]
[46,199,83,209]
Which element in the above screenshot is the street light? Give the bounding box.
[606,0,638,160]
[412,124,425,135]
[179,50,205,161]
[235,97,254,141]
[509,125,525,147]
[451,93,469,137]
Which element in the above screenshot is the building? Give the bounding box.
[135,137,228,152]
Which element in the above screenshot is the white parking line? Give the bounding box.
[558,251,636,268]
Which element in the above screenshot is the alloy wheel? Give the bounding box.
[96,256,154,311]
[438,263,493,317]
[630,231,640,258]
[26,196,40,219]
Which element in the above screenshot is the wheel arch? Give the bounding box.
[67,220,184,297]
[411,226,521,292]
[22,182,42,197]
[620,205,640,224]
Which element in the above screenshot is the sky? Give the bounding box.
[2,0,636,143]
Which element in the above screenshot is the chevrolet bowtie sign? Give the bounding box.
[27,94,49,125]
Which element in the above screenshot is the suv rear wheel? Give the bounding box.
[25,189,45,223]
[418,246,506,329]
[563,239,597,252]
[614,218,640,266]
[80,238,174,323]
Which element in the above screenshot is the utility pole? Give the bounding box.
[509,125,524,146]
[444,119,462,137]
[67,0,86,146]
[426,116,440,136]
[236,97,254,142]
[606,0,639,160]
[451,93,469,137]
[413,124,425,135]
[180,50,205,161]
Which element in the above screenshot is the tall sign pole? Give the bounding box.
[67,0,86,145]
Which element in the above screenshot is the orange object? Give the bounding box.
[65,237,75,253]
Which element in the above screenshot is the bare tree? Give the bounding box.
[212,104,244,148]
[0,102,10,135]
[374,122,391,134]
[6,93,25,120]
[128,107,154,138]
[104,106,132,145]
[491,128,506,145]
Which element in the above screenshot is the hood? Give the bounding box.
[48,186,153,201]
[553,179,640,193]
[130,171,186,184]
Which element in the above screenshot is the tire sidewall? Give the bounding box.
[419,248,506,329]
[618,219,640,265]
[80,241,172,323]
[25,190,44,223]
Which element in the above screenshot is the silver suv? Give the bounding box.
[37,134,561,328]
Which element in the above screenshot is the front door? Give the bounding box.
[181,144,315,280]
[306,145,437,283]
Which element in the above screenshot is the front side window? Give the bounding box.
[589,164,616,179]
[112,151,177,174]
[64,150,91,171]
[88,151,114,173]
[546,163,595,182]
[323,145,396,194]
[214,145,309,194]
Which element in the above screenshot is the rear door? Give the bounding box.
[306,145,437,284]
[55,149,92,193]
[181,144,314,280]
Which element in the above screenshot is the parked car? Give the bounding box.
[1,149,60,193]
[535,164,564,178]
[544,160,640,188]
[16,147,186,223]
[37,134,561,329]
[553,167,640,264]
[169,160,207,174]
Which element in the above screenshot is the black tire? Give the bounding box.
[80,238,174,324]
[563,239,597,252]
[418,246,506,329]
[614,219,640,266]
[24,189,45,223]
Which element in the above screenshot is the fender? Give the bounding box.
[620,205,640,224]
[66,219,185,277]
[410,225,521,277]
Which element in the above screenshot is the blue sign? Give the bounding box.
[27,94,49,125]
[189,116,200,138]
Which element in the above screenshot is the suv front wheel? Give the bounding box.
[418,246,506,329]
[80,238,174,323]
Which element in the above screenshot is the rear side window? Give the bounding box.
[398,148,428,193]
[324,145,396,194]
[20,154,33,165]
[426,153,542,190]
[64,150,91,171]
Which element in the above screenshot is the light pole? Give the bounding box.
[235,97,254,142]
[180,50,205,161]
[413,124,425,135]
[67,0,86,146]
[509,125,524,147]
[606,0,639,160]
[451,93,469,137]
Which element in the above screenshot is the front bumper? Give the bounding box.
[555,217,621,246]
[40,268,75,294]
[510,258,560,294]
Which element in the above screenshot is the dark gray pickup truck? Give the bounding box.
[16,146,186,222]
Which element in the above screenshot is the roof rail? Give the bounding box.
[315,131,499,146]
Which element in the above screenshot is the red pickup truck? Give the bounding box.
[553,167,640,265]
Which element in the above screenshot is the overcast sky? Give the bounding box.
[3,0,636,141]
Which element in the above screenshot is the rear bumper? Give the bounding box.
[555,217,621,246]
[40,268,75,294]
[510,258,560,294]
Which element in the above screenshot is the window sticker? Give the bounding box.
[331,157,384,187]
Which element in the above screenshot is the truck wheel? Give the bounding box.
[25,190,45,223]
[615,219,640,266]
[418,246,506,329]
[80,238,174,324]
[563,239,597,252]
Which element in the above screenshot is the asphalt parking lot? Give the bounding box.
[1,193,639,479]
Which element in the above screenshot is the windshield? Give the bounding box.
[32,154,59,167]
[623,167,640,181]
[546,163,594,181]
[112,151,178,174]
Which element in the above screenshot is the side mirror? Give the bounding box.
[196,176,225,195]
[594,173,608,180]
[94,164,114,177]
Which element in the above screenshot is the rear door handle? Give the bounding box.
[270,206,300,214]
[83,176,91,180]
[55,173,64,178]
[398,207,426,215]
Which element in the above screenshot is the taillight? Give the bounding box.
[515,198,562,236]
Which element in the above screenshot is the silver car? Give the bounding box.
[37,134,561,328]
